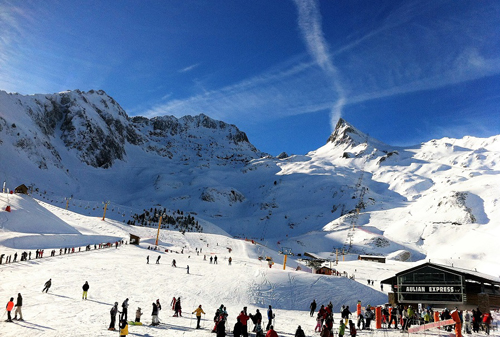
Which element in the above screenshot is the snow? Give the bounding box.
[1,195,499,336]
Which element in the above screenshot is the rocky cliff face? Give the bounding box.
[0,90,264,170]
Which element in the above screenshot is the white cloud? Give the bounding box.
[179,63,200,73]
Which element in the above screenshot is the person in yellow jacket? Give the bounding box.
[192,304,206,329]
[119,319,128,336]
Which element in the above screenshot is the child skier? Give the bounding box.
[339,320,346,337]
[315,313,322,332]
[349,320,357,337]
[5,297,14,322]
[135,307,142,323]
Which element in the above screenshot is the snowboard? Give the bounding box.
[128,321,143,325]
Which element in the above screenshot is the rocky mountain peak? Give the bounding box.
[326,118,369,147]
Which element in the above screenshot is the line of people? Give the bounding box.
[0,241,126,265]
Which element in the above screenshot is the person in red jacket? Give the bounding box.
[266,325,278,337]
[482,311,492,335]
[238,310,250,337]
[6,297,14,322]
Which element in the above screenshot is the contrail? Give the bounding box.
[293,0,346,130]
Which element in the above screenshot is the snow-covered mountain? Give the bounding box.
[1,90,499,273]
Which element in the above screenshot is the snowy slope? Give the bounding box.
[0,196,393,337]
[0,194,498,336]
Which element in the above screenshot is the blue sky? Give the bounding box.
[1,0,499,155]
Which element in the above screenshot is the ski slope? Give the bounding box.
[0,194,498,336]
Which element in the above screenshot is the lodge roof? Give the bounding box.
[381,262,500,286]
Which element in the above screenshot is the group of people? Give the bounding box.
[310,300,342,337]
[208,304,282,337]
[378,303,496,336]
[4,293,23,322]
[104,295,496,337]
[0,241,126,265]
[470,308,494,335]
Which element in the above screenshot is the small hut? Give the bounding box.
[129,234,140,245]
[15,184,29,194]
[315,266,334,275]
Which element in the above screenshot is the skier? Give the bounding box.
[234,317,243,337]
[318,305,326,325]
[119,319,128,336]
[401,306,409,331]
[13,293,23,321]
[318,324,327,336]
[152,302,160,326]
[210,256,213,264]
[482,311,492,335]
[310,299,317,317]
[171,297,176,310]
[463,310,471,334]
[82,281,89,300]
[255,320,265,337]
[135,307,142,323]
[266,305,274,331]
[42,278,52,293]
[349,320,357,337]
[214,255,218,264]
[187,265,190,274]
[341,305,351,325]
[315,313,322,332]
[388,304,398,329]
[238,309,250,337]
[121,298,129,321]
[266,325,278,337]
[356,311,364,330]
[5,297,14,322]
[326,313,334,333]
[229,257,232,265]
[339,320,346,337]
[249,308,262,332]
[109,302,118,330]
[216,316,226,337]
[192,304,205,329]
[472,308,481,333]
[295,325,306,337]
[156,256,161,264]
[174,297,182,317]
[172,259,176,267]
[364,307,373,329]
[147,256,149,264]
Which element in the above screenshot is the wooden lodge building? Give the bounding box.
[381,262,500,311]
